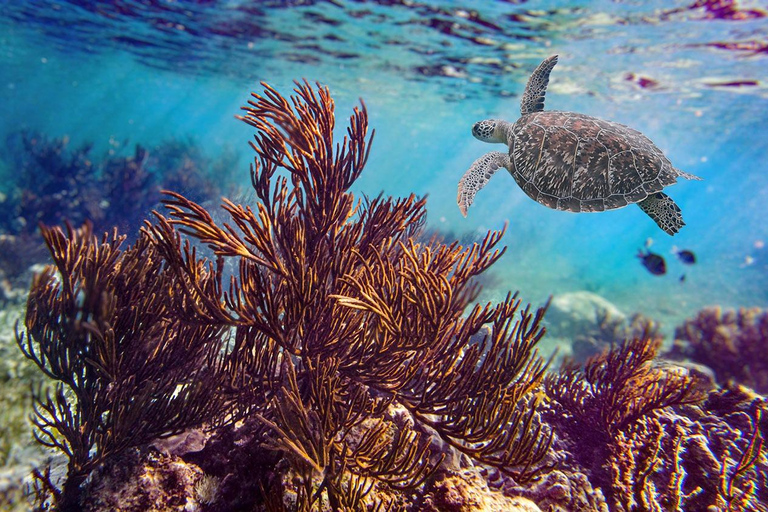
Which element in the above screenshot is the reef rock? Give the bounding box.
[545,291,625,339]
[81,449,204,512]
[502,469,609,512]
[421,469,543,512]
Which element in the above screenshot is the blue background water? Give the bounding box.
[1,0,767,341]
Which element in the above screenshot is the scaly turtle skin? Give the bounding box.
[457,55,701,235]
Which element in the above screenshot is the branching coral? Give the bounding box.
[607,398,767,512]
[668,306,768,393]
[17,222,231,511]
[146,80,553,509]
[543,333,704,509]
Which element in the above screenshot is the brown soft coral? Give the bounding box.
[668,307,768,393]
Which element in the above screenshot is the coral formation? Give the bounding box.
[543,332,766,511]
[19,81,553,510]
[147,79,553,509]
[11,80,767,512]
[0,131,237,288]
[18,223,231,511]
[546,334,702,440]
[668,306,768,393]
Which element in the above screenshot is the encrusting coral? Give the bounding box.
[19,80,554,511]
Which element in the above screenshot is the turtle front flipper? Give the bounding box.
[637,192,685,235]
[457,151,510,217]
[521,55,558,115]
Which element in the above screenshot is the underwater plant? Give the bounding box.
[17,222,231,511]
[546,334,702,439]
[0,131,236,242]
[543,334,704,508]
[668,306,768,394]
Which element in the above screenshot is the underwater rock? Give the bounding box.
[0,234,48,305]
[421,469,543,512]
[80,449,204,512]
[0,302,51,511]
[501,469,609,512]
[545,291,625,339]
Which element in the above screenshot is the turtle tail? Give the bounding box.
[675,168,703,181]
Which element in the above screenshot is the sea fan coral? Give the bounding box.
[668,306,768,393]
[147,80,553,508]
[17,222,230,511]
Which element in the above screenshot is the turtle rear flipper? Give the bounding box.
[638,192,685,236]
[457,151,510,217]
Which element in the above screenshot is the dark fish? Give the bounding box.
[675,249,696,265]
[637,249,666,276]
[679,274,686,283]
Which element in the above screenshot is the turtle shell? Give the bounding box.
[509,111,679,212]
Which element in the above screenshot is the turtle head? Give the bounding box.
[471,120,506,144]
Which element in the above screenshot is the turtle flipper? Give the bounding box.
[521,55,558,115]
[457,151,510,217]
[637,192,685,235]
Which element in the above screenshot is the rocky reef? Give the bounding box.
[3,82,766,511]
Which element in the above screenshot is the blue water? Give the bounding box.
[1,0,767,338]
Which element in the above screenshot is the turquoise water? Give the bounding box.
[1,0,767,338]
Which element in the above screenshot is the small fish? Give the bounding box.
[679,274,686,283]
[637,249,666,276]
[674,248,696,265]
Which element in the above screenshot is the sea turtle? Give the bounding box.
[457,55,701,235]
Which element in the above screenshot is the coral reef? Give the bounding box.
[11,80,767,512]
[546,334,702,441]
[668,306,768,393]
[0,131,238,288]
[18,81,553,510]
[543,332,766,511]
[18,222,231,511]
[79,449,204,512]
